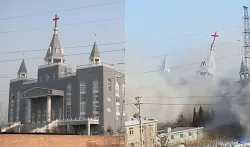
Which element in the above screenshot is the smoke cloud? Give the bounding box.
[125,40,250,137]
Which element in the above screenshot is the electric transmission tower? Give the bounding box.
[135,96,143,147]
[243,6,250,68]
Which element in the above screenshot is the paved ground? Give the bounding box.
[0,134,125,147]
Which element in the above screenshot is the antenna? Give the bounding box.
[243,6,250,65]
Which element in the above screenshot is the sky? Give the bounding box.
[1,0,250,120]
[0,0,124,111]
[125,0,250,119]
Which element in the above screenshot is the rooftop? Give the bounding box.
[125,118,157,126]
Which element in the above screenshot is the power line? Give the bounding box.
[0,41,124,55]
[0,17,124,34]
[0,1,124,21]
[126,94,250,99]
[125,102,250,106]
[0,48,124,63]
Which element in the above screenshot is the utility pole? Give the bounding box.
[135,96,143,147]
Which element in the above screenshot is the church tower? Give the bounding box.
[17,59,28,78]
[44,14,65,65]
[89,41,102,65]
[161,54,171,75]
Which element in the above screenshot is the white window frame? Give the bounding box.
[66,83,72,119]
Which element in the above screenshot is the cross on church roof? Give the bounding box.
[211,31,219,45]
[53,14,59,28]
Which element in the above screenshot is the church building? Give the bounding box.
[7,15,125,135]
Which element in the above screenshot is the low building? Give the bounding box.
[157,127,203,146]
[125,118,158,147]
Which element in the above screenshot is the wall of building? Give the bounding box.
[125,121,157,147]
[160,128,203,145]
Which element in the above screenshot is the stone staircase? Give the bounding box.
[31,120,59,133]
[1,122,21,132]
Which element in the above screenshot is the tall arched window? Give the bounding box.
[80,81,87,119]
[107,79,112,91]
[9,92,14,122]
[66,83,72,119]
[92,80,99,119]
[16,91,21,121]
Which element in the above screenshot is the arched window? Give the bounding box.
[80,81,86,92]
[67,83,72,93]
[9,92,14,122]
[80,81,87,119]
[93,80,99,92]
[107,79,112,91]
[92,80,99,119]
[66,83,72,119]
[16,91,21,121]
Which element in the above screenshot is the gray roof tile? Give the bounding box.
[89,41,101,59]
[45,33,64,59]
[18,59,27,74]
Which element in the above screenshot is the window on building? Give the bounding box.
[43,104,47,122]
[40,76,43,82]
[46,73,49,81]
[80,81,87,92]
[116,115,120,120]
[66,83,72,119]
[56,47,59,53]
[115,81,120,97]
[116,105,120,113]
[9,93,14,122]
[37,109,41,123]
[92,80,99,116]
[58,107,62,120]
[16,91,21,121]
[142,140,144,145]
[180,134,183,138]
[188,132,192,136]
[171,135,174,139]
[52,109,56,120]
[107,97,111,101]
[80,81,87,116]
[32,112,35,123]
[129,127,133,135]
[107,108,111,112]
[151,139,154,143]
[66,105,71,119]
[107,79,112,91]
[52,73,56,80]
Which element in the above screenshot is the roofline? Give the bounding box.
[159,127,204,136]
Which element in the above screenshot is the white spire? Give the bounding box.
[161,54,171,75]
[197,31,218,77]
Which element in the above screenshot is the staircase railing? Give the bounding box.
[1,122,21,132]
[31,120,59,133]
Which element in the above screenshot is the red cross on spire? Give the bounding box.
[53,14,59,28]
[211,31,219,45]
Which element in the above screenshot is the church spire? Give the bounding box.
[44,14,65,64]
[17,59,28,78]
[89,41,102,65]
[197,31,218,77]
[239,57,250,80]
[161,54,171,75]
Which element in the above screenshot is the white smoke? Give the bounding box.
[125,40,250,136]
